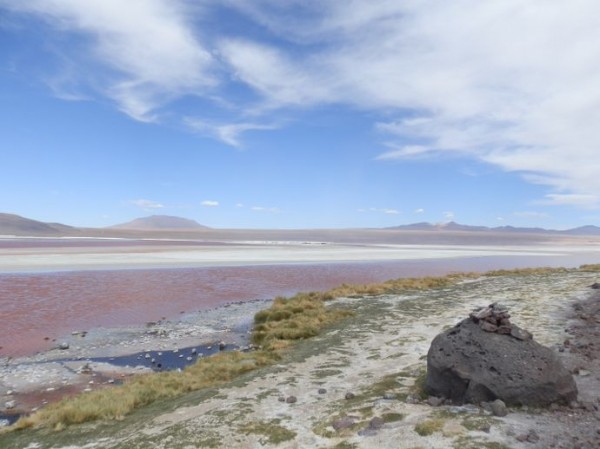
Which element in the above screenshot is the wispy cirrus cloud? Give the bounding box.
[184,118,278,147]
[5,0,600,207]
[201,200,219,207]
[358,207,400,215]
[221,1,600,208]
[251,206,279,213]
[130,199,164,210]
[2,0,216,122]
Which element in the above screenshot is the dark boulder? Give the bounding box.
[425,315,577,406]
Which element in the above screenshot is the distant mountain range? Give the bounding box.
[1,213,599,237]
[0,213,75,235]
[110,215,209,230]
[386,221,600,235]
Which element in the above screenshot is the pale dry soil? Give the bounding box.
[2,271,599,449]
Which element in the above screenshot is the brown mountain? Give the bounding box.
[387,221,600,236]
[0,213,74,236]
[110,215,209,230]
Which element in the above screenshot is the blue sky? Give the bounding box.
[1,1,599,229]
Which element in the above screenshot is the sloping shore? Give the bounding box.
[1,270,599,448]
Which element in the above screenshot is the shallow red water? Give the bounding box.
[1,254,598,357]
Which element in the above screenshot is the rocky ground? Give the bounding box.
[1,270,599,449]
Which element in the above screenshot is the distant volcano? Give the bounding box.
[109,215,209,230]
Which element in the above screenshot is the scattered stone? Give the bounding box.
[490,399,508,417]
[368,416,384,430]
[590,282,600,289]
[344,392,355,400]
[4,400,16,410]
[219,341,226,351]
[480,321,498,333]
[383,392,397,400]
[6,390,13,396]
[510,327,532,341]
[427,396,444,407]
[426,307,577,406]
[78,363,93,375]
[332,416,356,431]
[405,394,420,404]
[318,388,327,394]
[357,428,378,437]
[58,342,70,350]
[285,395,297,404]
[517,429,540,443]
[278,396,285,402]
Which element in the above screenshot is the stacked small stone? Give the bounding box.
[469,303,532,341]
[469,303,512,334]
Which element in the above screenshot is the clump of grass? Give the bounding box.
[239,419,296,445]
[414,418,444,436]
[382,412,405,423]
[333,442,358,449]
[251,292,355,351]
[326,273,479,298]
[485,267,571,277]
[452,436,511,449]
[14,350,277,430]
[579,263,600,272]
[411,369,429,400]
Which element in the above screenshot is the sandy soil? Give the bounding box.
[1,270,599,449]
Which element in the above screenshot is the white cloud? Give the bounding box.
[414,208,425,214]
[220,1,600,207]
[443,211,455,221]
[375,145,431,160]
[130,199,164,210]
[251,206,279,213]
[185,118,277,147]
[3,0,215,121]
[201,200,219,207]
[6,0,600,202]
[359,207,400,215]
[539,194,599,208]
[236,203,244,208]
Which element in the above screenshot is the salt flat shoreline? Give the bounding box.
[0,238,599,273]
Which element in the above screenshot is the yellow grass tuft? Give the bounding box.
[484,267,571,277]
[14,350,277,430]
[578,264,600,272]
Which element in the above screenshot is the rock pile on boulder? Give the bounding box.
[469,303,532,340]
[425,305,577,406]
